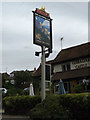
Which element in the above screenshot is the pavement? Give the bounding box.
[0,109,31,120]
[1,115,30,120]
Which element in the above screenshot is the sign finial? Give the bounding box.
[41,6,45,11]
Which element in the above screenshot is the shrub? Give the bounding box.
[28,93,90,120]
[73,84,84,93]
[3,95,41,115]
[3,93,90,120]
[6,88,23,96]
[59,93,89,120]
[29,95,70,120]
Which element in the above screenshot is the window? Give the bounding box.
[10,74,14,77]
[46,82,50,88]
[62,63,71,71]
[46,82,49,88]
[45,65,51,81]
[67,64,70,70]
[62,65,66,71]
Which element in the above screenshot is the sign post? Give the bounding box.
[41,46,46,101]
[32,6,52,101]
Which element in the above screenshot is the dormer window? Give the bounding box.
[10,73,14,77]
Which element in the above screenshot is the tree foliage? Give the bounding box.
[14,71,33,88]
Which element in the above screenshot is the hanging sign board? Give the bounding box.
[32,7,52,52]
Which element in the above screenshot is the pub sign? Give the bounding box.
[32,7,52,52]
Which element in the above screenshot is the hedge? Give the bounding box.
[28,93,90,120]
[59,93,90,120]
[2,93,90,119]
[3,95,41,115]
[29,95,70,120]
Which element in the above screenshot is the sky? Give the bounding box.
[1,1,88,73]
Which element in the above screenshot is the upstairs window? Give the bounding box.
[67,64,70,70]
[62,65,66,71]
[62,63,71,71]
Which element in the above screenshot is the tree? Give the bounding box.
[14,70,33,88]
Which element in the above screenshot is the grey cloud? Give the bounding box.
[2,2,88,73]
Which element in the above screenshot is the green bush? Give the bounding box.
[28,93,90,120]
[3,93,90,120]
[73,84,84,93]
[59,93,89,120]
[29,95,70,120]
[3,95,41,115]
[6,88,23,96]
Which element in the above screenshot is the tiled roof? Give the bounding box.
[32,42,90,77]
[2,72,10,79]
[10,70,33,74]
[32,65,41,77]
[52,42,90,64]
[52,67,90,81]
[10,71,17,74]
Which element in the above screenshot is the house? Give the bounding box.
[52,42,90,93]
[9,71,18,85]
[2,72,10,83]
[10,70,35,87]
[33,42,90,94]
[10,71,17,78]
